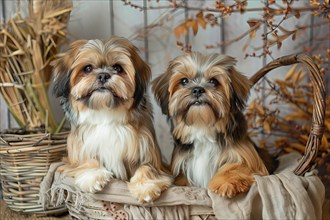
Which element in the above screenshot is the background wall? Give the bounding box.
[1,0,329,162]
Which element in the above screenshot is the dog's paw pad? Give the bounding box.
[128,182,162,203]
[75,168,112,193]
[144,195,152,203]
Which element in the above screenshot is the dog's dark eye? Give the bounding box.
[181,78,189,86]
[209,78,219,86]
[113,64,123,73]
[83,65,93,73]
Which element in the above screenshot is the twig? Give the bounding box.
[264,78,312,116]
[121,0,318,14]
[206,20,262,49]
[0,82,25,89]
[55,117,66,134]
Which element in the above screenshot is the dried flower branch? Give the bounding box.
[121,0,319,13]
[176,41,192,52]
[310,0,330,19]
[125,0,328,59]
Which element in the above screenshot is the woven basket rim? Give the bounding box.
[0,130,69,154]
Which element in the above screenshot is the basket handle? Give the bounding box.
[250,54,326,176]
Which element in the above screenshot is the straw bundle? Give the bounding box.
[0,0,72,132]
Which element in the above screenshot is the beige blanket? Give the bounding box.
[39,153,324,219]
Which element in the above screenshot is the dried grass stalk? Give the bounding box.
[0,0,72,132]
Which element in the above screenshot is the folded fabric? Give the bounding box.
[209,153,324,219]
[39,152,324,219]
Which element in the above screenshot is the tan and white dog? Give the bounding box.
[152,52,270,198]
[53,36,172,203]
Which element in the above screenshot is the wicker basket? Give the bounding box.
[48,54,326,219]
[0,130,69,215]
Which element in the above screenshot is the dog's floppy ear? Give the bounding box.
[228,67,251,112]
[151,70,171,116]
[52,40,87,98]
[129,45,151,108]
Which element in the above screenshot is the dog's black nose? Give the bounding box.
[97,72,110,84]
[192,87,205,98]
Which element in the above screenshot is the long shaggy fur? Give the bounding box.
[53,36,172,203]
[152,52,269,197]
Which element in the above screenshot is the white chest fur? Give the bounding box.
[76,109,136,181]
[184,127,221,188]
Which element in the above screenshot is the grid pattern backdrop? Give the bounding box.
[0,0,328,161]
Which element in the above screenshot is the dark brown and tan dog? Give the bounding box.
[152,52,271,198]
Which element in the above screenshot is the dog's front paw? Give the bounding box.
[128,181,163,203]
[208,176,253,198]
[128,165,172,203]
[208,163,255,198]
[75,168,112,193]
